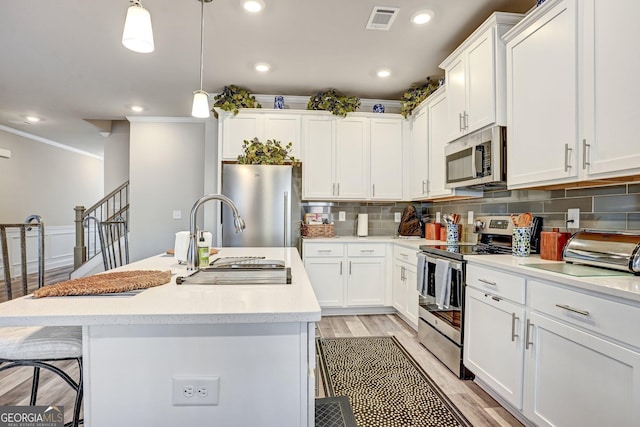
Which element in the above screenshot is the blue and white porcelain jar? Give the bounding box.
[274,96,285,109]
[373,104,385,113]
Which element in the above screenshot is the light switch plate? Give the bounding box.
[339,211,346,222]
[0,148,11,159]
[468,211,474,225]
[172,210,182,220]
[394,212,401,223]
[435,212,441,224]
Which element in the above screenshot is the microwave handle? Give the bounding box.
[474,145,484,178]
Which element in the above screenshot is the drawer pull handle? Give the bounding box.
[400,253,408,258]
[525,319,534,350]
[478,278,497,286]
[318,250,332,253]
[511,313,519,342]
[360,249,375,253]
[491,296,501,302]
[340,261,342,275]
[556,304,589,316]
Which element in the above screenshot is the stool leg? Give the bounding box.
[29,366,40,405]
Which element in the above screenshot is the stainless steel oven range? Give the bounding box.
[417,215,542,379]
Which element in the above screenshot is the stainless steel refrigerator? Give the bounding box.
[221,164,293,247]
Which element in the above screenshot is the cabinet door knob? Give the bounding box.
[556,304,589,316]
[511,313,519,342]
[582,139,590,170]
[525,318,534,350]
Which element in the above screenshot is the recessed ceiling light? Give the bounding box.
[243,0,265,13]
[25,116,41,123]
[255,62,271,72]
[377,69,391,78]
[411,9,434,25]
[131,105,144,112]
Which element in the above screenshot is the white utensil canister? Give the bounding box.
[357,214,369,237]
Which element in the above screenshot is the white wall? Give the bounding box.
[0,128,103,226]
[128,118,218,262]
[103,120,130,193]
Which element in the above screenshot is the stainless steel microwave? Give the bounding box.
[444,126,506,188]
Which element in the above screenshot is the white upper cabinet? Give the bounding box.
[440,12,523,143]
[218,110,301,161]
[407,89,482,201]
[505,0,640,189]
[302,115,370,200]
[409,107,429,199]
[580,0,640,178]
[370,117,403,200]
[505,0,579,187]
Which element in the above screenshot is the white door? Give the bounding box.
[346,257,385,306]
[581,0,640,178]
[370,118,403,200]
[409,107,429,199]
[302,116,335,199]
[221,112,262,160]
[304,258,344,307]
[446,56,467,142]
[523,312,640,427]
[466,28,496,134]
[506,0,579,188]
[335,118,369,199]
[264,114,302,160]
[427,92,453,198]
[464,287,525,409]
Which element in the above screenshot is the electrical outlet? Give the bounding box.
[467,211,474,225]
[567,208,580,229]
[339,211,346,222]
[394,212,401,223]
[435,212,441,224]
[172,376,220,406]
[172,210,182,220]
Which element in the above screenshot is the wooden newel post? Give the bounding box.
[74,206,86,269]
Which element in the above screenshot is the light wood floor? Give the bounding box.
[318,314,524,427]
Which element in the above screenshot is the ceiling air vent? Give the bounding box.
[366,6,400,30]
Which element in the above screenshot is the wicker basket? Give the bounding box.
[301,223,335,238]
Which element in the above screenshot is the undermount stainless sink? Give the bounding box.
[176,258,291,285]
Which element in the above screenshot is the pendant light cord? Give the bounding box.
[199,0,205,92]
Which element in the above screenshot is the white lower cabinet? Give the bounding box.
[392,246,419,328]
[523,311,640,427]
[465,262,640,426]
[303,241,386,308]
[465,287,525,409]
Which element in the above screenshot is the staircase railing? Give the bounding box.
[74,181,129,269]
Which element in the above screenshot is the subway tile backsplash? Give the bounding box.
[301,182,640,237]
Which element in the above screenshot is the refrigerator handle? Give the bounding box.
[284,191,290,247]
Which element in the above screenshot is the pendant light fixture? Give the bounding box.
[192,0,212,118]
[122,0,154,53]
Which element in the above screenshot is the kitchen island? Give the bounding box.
[0,247,321,427]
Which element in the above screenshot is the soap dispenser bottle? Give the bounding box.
[197,231,209,267]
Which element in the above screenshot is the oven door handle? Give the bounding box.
[422,254,463,271]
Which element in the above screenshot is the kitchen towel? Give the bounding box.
[434,258,451,309]
[416,253,427,296]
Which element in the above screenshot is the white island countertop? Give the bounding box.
[0,247,321,326]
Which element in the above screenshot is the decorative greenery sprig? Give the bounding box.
[400,77,440,118]
[237,137,301,167]
[213,85,262,118]
[307,89,361,117]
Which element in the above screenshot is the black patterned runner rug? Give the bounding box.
[317,336,472,427]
